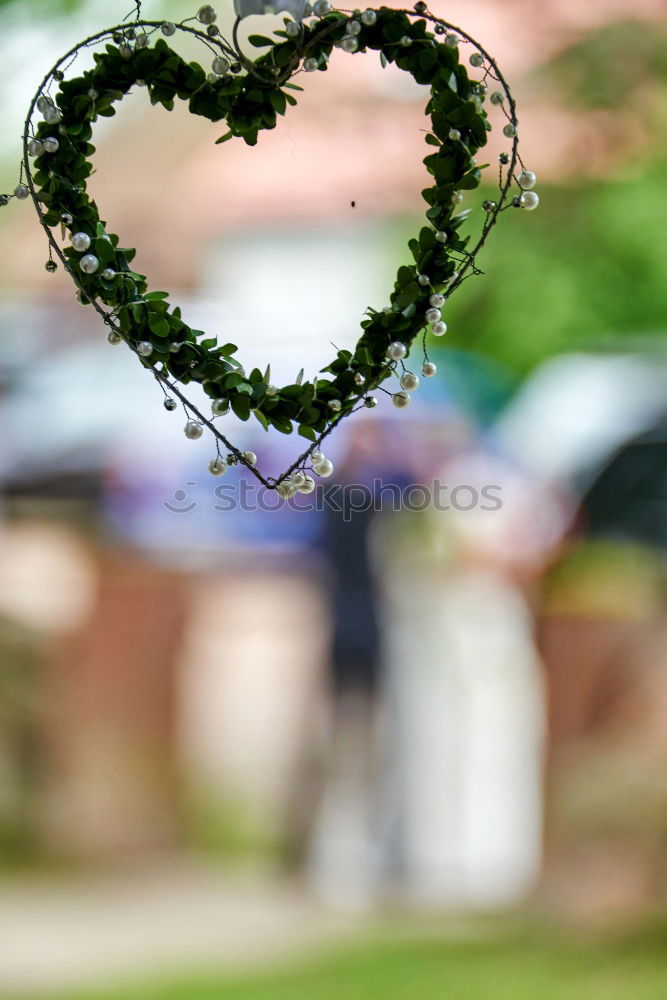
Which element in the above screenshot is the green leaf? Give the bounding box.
[298,424,317,442]
[253,409,270,432]
[248,34,274,47]
[148,314,170,337]
[230,393,252,420]
[270,90,287,115]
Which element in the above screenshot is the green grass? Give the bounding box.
[18,924,667,1000]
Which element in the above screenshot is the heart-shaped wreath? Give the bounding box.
[9,2,537,493]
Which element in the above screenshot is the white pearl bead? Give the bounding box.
[347,19,361,34]
[197,5,217,25]
[14,184,30,200]
[208,457,226,476]
[400,35,412,46]
[451,190,463,204]
[184,420,203,439]
[422,361,437,377]
[386,341,407,361]
[328,399,342,412]
[285,21,300,37]
[311,450,324,463]
[169,342,183,353]
[425,307,441,323]
[490,91,504,105]
[304,57,319,72]
[71,232,91,252]
[445,34,458,48]
[360,8,376,25]
[435,230,448,243]
[206,73,217,84]
[503,123,517,138]
[354,372,366,387]
[212,56,230,75]
[469,52,484,67]
[448,128,461,141]
[313,0,331,15]
[28,138,44,156]
[266,384,278,397]
[101,267,115,281]
[341,35,358,52]
[107,331,122,345]
[298,475,316,495]
[392,391,410,409]
[42,136,59,153]
[291,471,307,488]
[211,399,229,416]
[137,341,153,357]
[37,96,51,113]
[43,106,62,125]
[432,321,448,336]
[243,451,257,466]
[518,169,537,190]
[429,294,445,307]
[417,273,430,286]
[161,21,176,35]
[400,372,420,391]
[520,190,539,211]
[135,32,148,48]
[80,254,99,274]
[276,481,296,499]
[313,458,334,478]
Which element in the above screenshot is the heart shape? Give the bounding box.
[21,5,519,489]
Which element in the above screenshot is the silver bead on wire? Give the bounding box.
[209,457,227,476]
[71,232,91,252]
[400,372,420,392]
[80,254,99,274]
[184,420,203,439]
[197,5,217,24]
[386,341,407,361]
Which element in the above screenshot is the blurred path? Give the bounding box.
[0,863,363,997]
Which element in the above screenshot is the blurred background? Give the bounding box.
[1,0,667,997]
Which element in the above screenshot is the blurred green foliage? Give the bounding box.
[0,0,84,11]
[441,165,667,379]
[430,18,667,382]
[540,20,667,110]
[24,926,667,1000]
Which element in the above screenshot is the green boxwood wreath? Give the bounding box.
[24,6,517,469]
